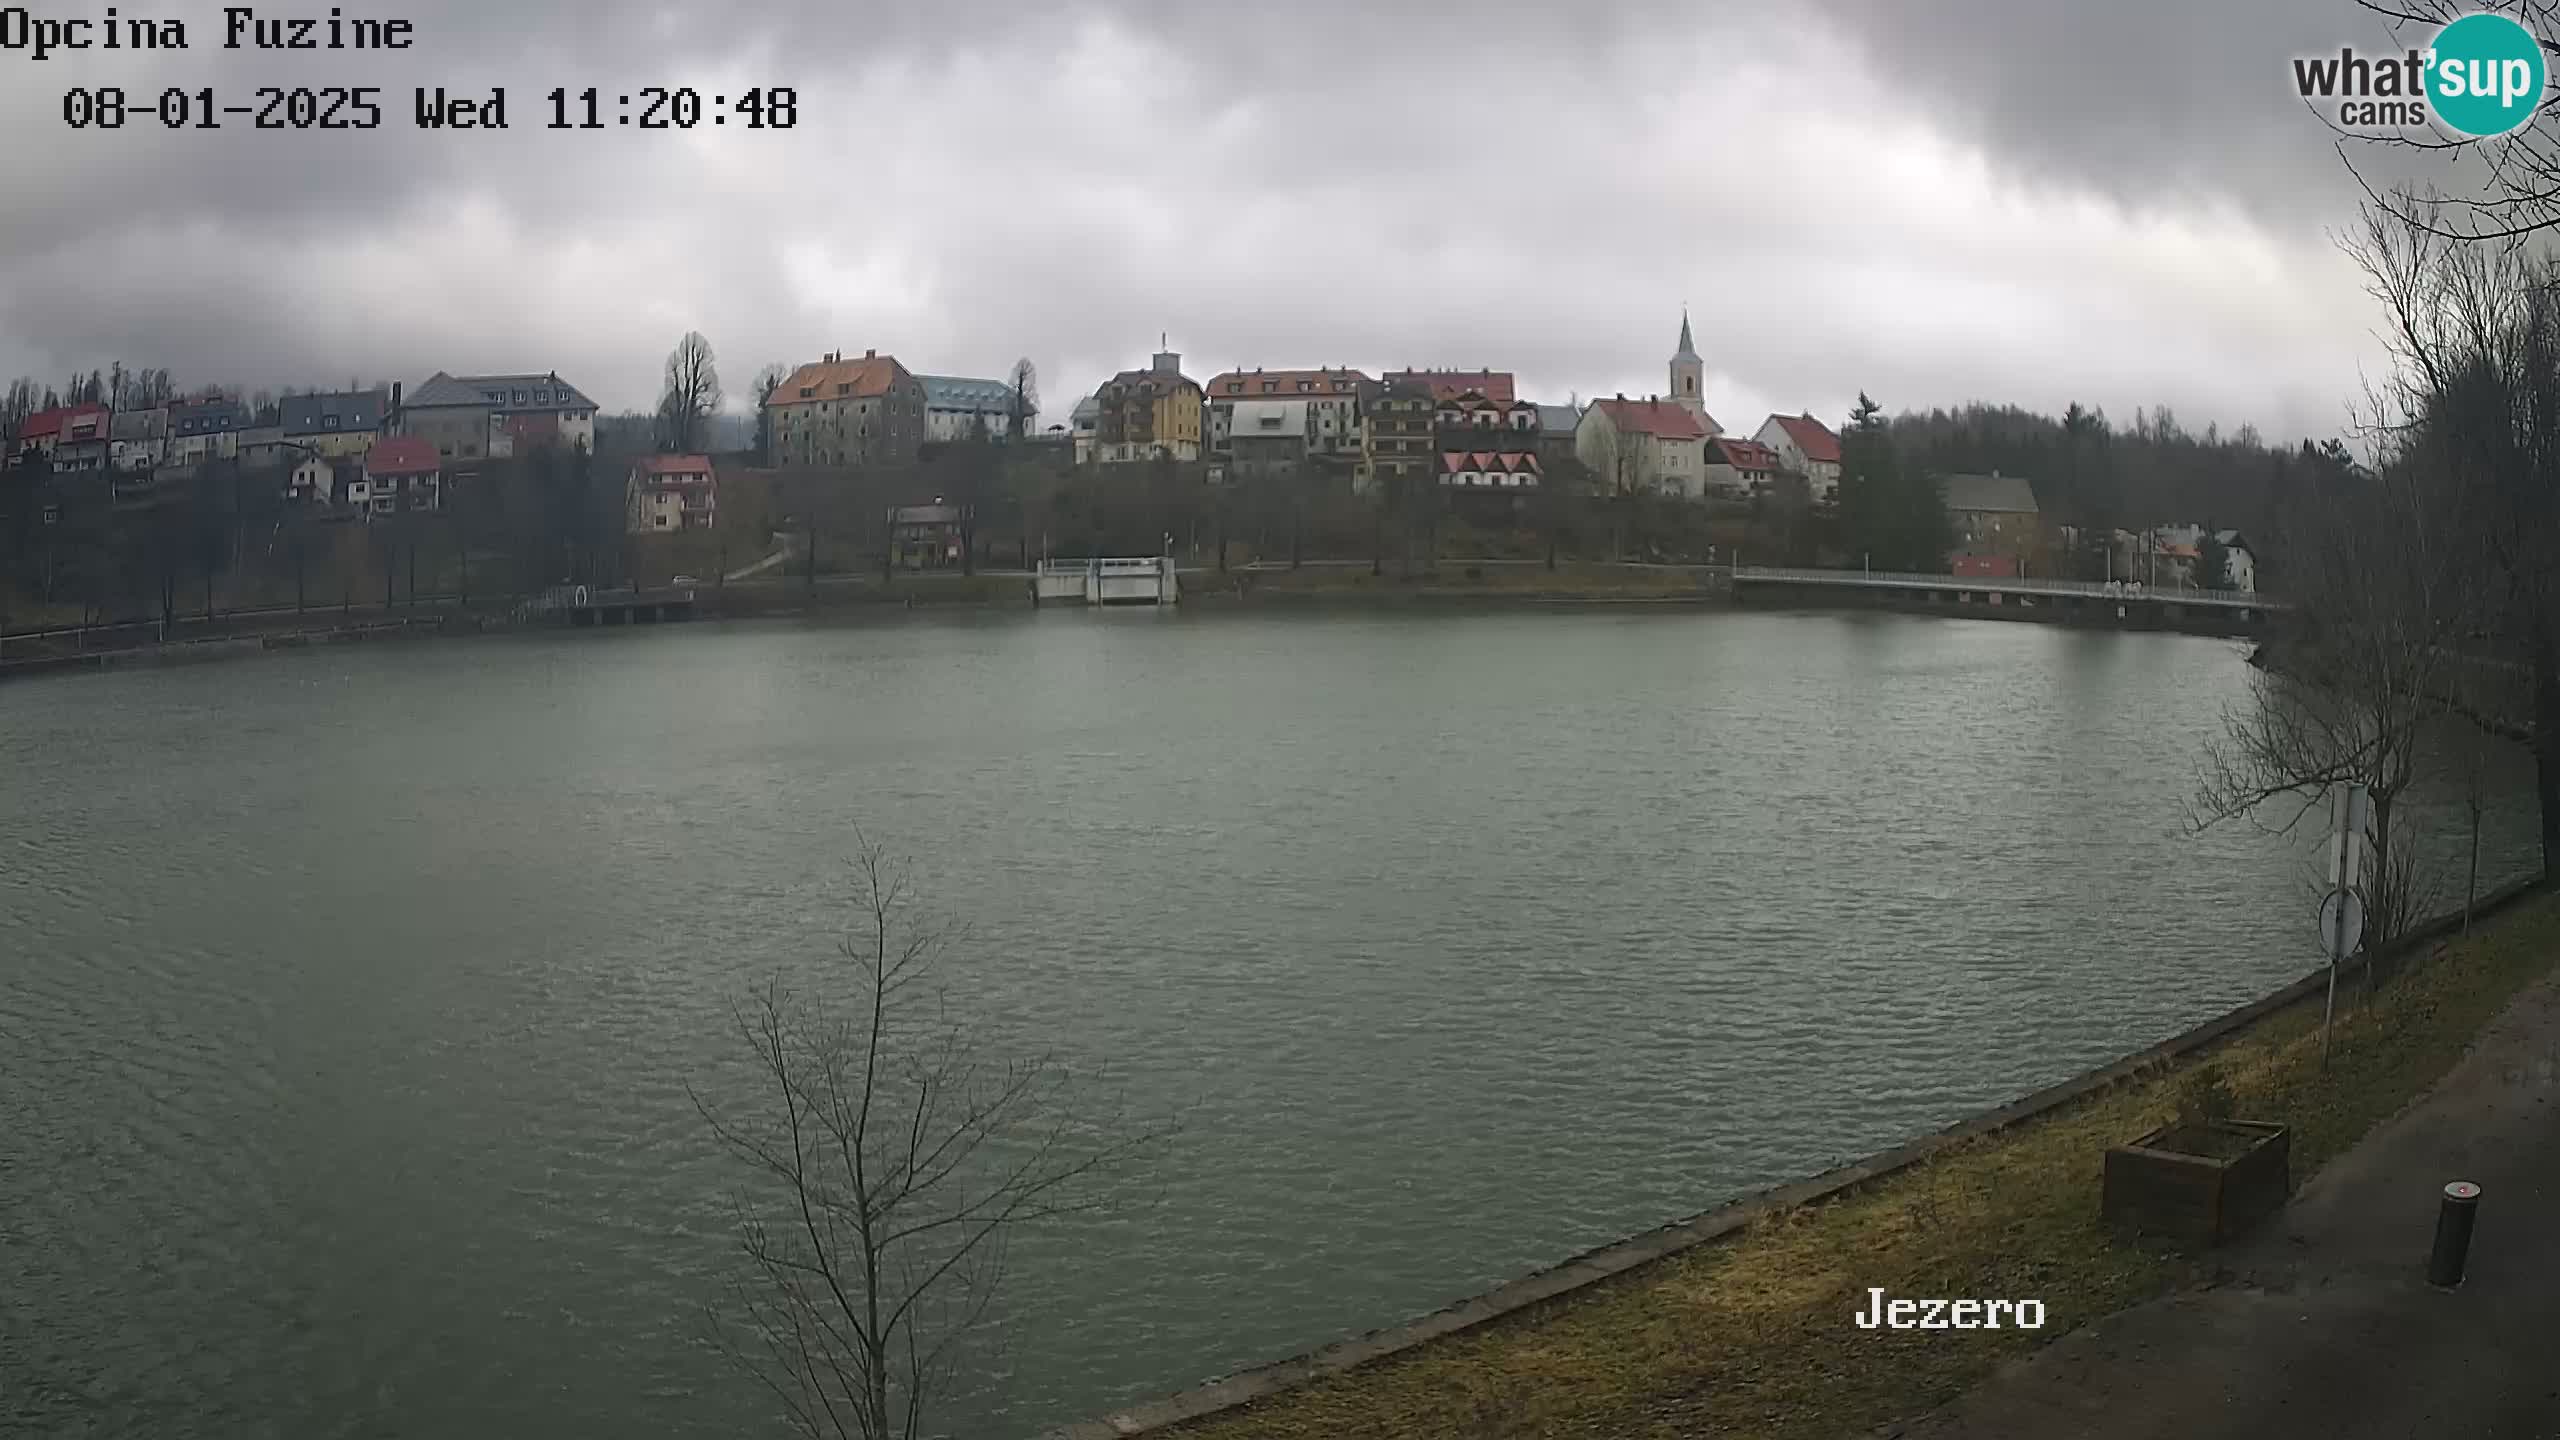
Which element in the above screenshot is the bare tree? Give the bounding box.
[1006,359,1039,443]
[693,840,1161,1440]
[2194,452,2469,959]
[658,331,724,454]
[753,363,791,466]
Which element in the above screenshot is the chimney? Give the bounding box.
[865,348,876,359]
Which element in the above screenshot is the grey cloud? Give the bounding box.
[0,0,2407,445]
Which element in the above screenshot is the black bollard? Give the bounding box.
[2428,1180,2482,1289]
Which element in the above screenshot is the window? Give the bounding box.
[512,389,527,405]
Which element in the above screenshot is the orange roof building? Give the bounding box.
[766,348,927,468]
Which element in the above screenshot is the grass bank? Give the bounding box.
[1165,893,2560,1440]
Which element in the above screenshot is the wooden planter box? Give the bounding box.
[2101,1120,2291,1246]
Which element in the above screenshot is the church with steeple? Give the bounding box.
[1670,308,1708,425]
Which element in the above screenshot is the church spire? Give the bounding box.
[1669,306,1705,421]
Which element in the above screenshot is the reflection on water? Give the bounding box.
[0,608,2537,1437]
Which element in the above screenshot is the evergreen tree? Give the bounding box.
[1838,392,1951,572]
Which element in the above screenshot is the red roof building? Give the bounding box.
[1437,449,1542,490]
[1591,396,1710,440]
[365,436,441,476]
[1383,369,1516,404]
[627,454,718,533]
[11,402,111,462]
[1764,412,1842,464]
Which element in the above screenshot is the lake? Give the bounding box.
[0,606,2537,1438]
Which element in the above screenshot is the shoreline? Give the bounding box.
[1039,872,2551,1440]
[0,572,1736,682]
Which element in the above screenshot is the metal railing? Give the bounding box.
[1730,564,2278,608]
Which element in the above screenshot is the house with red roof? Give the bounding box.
[11,402,111,470]
[1204,367,1370,466]
[1703,436,1782,499]
[1382,368,1515,405]
[1754,412,1844,504]
[626,454,717,534]
[352,435,442,518]
[1575,394,1714,498]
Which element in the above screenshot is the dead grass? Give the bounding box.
[1172,894,2560,1440]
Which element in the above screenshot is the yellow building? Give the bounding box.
[281,389,389,459]
[1090,346,1203,464]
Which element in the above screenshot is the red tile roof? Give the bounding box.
[1384,369,1515,404]
[15,403,110,443]
[1709,437,1780,470]
[366,436,441,474]
[1439,450,1542,473]
[1768,413,1842,464]
[632,454,713,475]
[1206,368,1371,398]
[1593,396,1708,441]
[772,354,911,405]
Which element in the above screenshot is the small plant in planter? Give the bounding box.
[2100,1062,2291,1247]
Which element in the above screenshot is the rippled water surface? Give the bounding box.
[1,608,2538,1437]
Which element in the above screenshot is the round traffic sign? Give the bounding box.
[2319,888,2366,956]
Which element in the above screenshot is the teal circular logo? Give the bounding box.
[2429,13,2546,137]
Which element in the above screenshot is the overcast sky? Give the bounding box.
[0,0,2484,441]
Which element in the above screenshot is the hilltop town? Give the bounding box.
[0,312,2299,637]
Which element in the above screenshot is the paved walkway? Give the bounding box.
[1892,972,2560,1440]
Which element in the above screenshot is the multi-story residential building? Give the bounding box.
[1204,368,1369,464]
[1225,399,1310,485]
[918,374,1025,444]
[1069,395,1100,465]
[165,394,252,461]
[626,454,718,533]
[282,389,388,459]
[167,397,249,464]
[403,371,598,461]
[110,406,167,471]
[1091,346,1203,464]
[1360,376,1436,498]
[13,403,112,469]
[767,350,927,468]
[1703,436,1781,498]
[1755,413,1843,504]
[1577,395,1713,498]
[353,436,442,517]
[1431,387,1543,494]
[1942,471,2042,566]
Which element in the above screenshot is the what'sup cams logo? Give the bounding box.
[2294,11,2549,136]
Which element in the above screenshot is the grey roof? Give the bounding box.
[917,375,1016,410]
[168,398,249,432]
[1070,395,1100,422]
[110,408,166,440]
[406,371,597,412]
[1940,472,2040,515]
[1537,403,1580,435]
[281,390,386,436]
[2213,528,2252,551]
